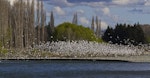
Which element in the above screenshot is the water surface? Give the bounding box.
[0,60,150,78]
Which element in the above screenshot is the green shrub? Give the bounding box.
[0,48,8,55]
[145,36,150,43]
[53,22,102,42]
[0,41,2,48]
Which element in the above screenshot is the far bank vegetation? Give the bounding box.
[0,0,148,51]
[0,0,102,50]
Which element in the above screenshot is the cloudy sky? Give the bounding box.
[9,0,150,30]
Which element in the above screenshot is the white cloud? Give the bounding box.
[101,21,108,30]
[94,21,108,30]
[102,7,110,15]
[79,17,89,25]
[112,0,139,5]
[77,9,84,14]
[47,0,148,8]
[101,7,128,24]
[80,2,105,7]
[53,6,65,16]
[48,0,74,7]
[47,0,107,7]
[145,0,150,6]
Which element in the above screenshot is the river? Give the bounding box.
[0,60,150,78]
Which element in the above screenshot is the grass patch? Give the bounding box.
[146,36,150,43]
[0,48,8,53]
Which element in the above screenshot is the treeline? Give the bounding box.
[1,0,100,49]
[1,0,146,49]
[102,23,146,45]
[0,0,52,48]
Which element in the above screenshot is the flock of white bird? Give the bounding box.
[33,41,146,57]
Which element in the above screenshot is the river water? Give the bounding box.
[0,60,150,78]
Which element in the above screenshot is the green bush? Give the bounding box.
[145,36,150,43]
[0,48,8,55]
[53,22,102,42]
[0,41,8,54]
[0,41,2,48]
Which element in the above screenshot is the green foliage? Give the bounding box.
[102,23,146,45]
[4,27,12,47]
[140,24,150,43]
[145,37,150,43]
[0,27,12,48]
[0,41,2,47]
[102,26,114,43]
[53,22,102,42]
[0,41,7,54]
[0,47,8,55]
[44,22,55,41]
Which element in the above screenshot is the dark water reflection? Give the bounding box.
[0,60,150,78]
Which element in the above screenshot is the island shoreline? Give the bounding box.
[0,55,149,63]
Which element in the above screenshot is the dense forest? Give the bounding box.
[102,23,146,45]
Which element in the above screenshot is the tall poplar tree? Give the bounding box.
[72,13,78,25]
[36,0,41,44]
[95,16,99,37]
[91,16,95,32]
[50,11,54,32]
[41,1,46,43]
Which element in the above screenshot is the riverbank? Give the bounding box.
[1,52,150,62]
[0,40,150,62]
[0,50,150,62]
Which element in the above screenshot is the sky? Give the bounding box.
[8,0,150,30]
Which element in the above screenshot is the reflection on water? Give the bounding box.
[0,60,150,78]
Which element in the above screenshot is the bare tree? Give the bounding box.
[10,0,35,48]
[8,1,13,48]
[30,0,35,46]
[48,11,55,41]
[0,0,47,48]
[50,11,54,33]
[41,1,45,43]
[91,16,95,32]
[95,16,99,37]
[98,20,101,37]
[11,1,21,48]
[72,13,78,25]
[75,13,78,25]
[95,16,101,37]
[36,0,41,45]
[19,0,24,48]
